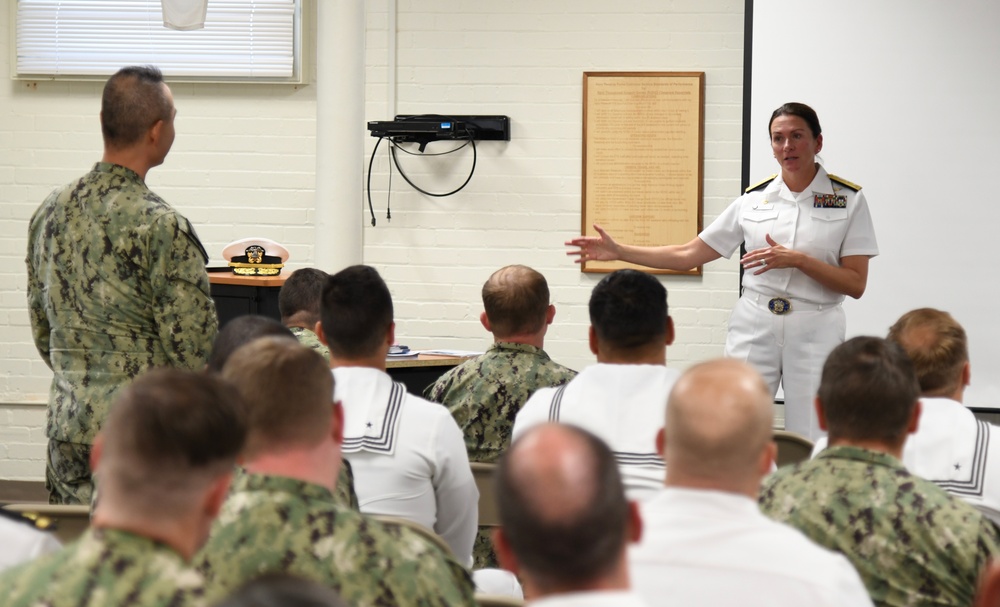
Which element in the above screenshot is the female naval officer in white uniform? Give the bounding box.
[566,102,878,439]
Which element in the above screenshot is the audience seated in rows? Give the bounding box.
[280,267,332,362]
[494,423,646,606]
[317,265,479,565]
[629,359,871,606]
[760,336,1000,607]
[0,369,247,606]
[424,264,575,568]
[513,269,678,500]
[206,315,357,511]
[197,336,476,606]
[813,308,1000,525]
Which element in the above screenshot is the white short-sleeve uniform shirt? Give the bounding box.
[699,166,879,439]
[700,165,879,304]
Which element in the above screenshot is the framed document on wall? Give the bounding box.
[581,72,705,274]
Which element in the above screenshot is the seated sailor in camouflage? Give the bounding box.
[425,265,576,463]
[279,267,331,362]
[205,316,357,510]
[0,369,247,607]
[198,337,476,606]
[424,265,575,568]
[26,65,218,506]
[760,337,1000,607]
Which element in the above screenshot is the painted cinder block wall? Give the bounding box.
[0,0,745,479]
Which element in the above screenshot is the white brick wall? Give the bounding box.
[0,0,745,479]
[364,0,745,370]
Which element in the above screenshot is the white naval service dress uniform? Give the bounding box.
[812,397,1000,525]
[629,487,874,607]
[333,366,479,566]
[513,364,681,502]
[699,166,878,439]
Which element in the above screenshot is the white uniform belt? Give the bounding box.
[744,290,840,313]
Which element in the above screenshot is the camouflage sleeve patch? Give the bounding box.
[146,212,218,369]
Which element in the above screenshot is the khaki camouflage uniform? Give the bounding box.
[760,445,1000,607]
[0,527,209,607]
[26,163,217,505]
[196,472,476,607]
[290,326,330,362]
[424,341,575,568]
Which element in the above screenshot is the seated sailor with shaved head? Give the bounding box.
[629,359,871,606]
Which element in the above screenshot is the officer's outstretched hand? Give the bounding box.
[566,224,621,264]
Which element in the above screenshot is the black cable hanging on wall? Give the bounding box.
[365,114,510,226]
[365,129,477,226]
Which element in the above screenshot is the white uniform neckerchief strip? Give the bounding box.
[341,381,406,455]
[547,384,664,469]
[929,419,990,498]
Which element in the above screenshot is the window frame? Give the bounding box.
[11,0,304,84]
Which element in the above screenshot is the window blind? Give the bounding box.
[15,0,299,81]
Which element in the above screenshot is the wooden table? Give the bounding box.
[385,354,472,395]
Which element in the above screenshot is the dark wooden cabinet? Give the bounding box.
[208,273,286,328]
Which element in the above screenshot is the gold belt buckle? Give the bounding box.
[768,297,791,315]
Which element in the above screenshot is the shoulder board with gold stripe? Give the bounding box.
[828,174,862,192]
[745,175,777,193]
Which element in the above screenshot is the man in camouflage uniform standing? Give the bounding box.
[26,65,218,505]
[760,336,1000,607]
[424,265,575,568]
[279,267,331,362]
[0,368,247,606]
[198,337,476,607]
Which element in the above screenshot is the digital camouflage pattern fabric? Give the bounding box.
[335,457,360,511]
[196,472,476,607]
[0,528,209,607]
[424,342,575,569]
[423,342,576,463]
[760,445,1000,607]
[290,326,330,362]
[45,439,93,505]
[27,162,217,448]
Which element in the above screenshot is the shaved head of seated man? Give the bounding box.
[494,423,645,606]
[196,337,475,607]
[760,337,1000,607]
[629,359,872,607]
[0,368,247,606]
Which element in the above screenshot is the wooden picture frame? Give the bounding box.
[581,71,705,274]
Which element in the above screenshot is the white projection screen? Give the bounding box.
[745,0,1000,408]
